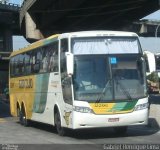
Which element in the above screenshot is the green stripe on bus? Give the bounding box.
[43,38,58,45]
[33,73,50,113]
[109,102,128,111]
[122,100,138,111]
[107,100,138,112]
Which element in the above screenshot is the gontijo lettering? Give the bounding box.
[19,79,33,88]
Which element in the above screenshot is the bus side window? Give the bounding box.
[49,42,58,72]
[31,49,41,74]
[13,57,17,76]
[30,51,36,73]
[25,52,31,75]
[22,55,25,75]
[19,54,25,75]
[41,47,49,73]
[61,39,68,73]
[15,55,19,76]
[35,50,42,73]
[39,48,44,72]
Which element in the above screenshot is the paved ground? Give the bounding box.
[0,96,160,150]
[148,94,160,128]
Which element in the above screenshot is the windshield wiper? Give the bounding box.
[95,79,111,103]
[115,79,133,101]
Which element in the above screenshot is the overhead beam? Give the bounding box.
[20,0,160,40]
[20,0,37,25]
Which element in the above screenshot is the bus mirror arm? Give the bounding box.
[66,52,74,76]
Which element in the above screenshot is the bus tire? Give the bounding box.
[18,109,23,125]
[20,107,30,127]
[54,110,66,136]
[113,126,128,135]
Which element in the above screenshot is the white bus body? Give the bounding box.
[10,31,148,135]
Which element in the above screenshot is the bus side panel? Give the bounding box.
[9,93,17,117]
[10,78,19,117]
[32,74,49,114]
[30,73,64,125]
[9,76,36,119]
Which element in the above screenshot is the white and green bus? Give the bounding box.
[9,31,148,136]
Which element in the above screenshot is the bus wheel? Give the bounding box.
[54,111,65,136]
[113,126,128,135]
[18,109,23,125]
[20,108,30,127]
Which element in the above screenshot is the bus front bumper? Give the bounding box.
[72,108,148,129]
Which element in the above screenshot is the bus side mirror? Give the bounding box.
[66,52,74,76]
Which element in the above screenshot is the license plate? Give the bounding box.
[108,118,119,122]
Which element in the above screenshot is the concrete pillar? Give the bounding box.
[0,28,12,52]
[0,30,4,52]
[140,23,147,34]
[4,29,13,52]
[25,12,44,40]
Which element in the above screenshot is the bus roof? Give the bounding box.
[10,31,138,57]
[59,30,138,39]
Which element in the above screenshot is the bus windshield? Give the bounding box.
[71,36,141,55]
[72,37,147,102]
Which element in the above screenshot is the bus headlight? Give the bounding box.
[134,103,149,111]
[73,106,93,113]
